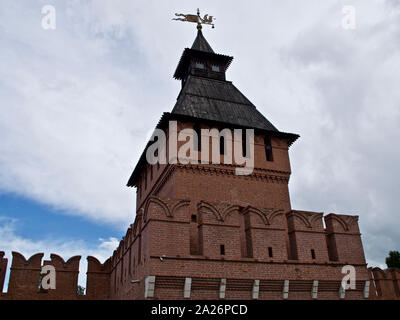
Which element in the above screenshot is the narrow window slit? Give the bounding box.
[311,249,316,260]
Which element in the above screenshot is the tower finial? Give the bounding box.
[197,8,202,30]
[172,8,215,29]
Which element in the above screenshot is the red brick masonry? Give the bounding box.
[1,125,399,300]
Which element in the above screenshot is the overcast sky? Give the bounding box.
[1,0,399,289]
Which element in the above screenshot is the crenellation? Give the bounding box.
[324,214,365,265]
[7,252,43,299]
[42,254,81,299]
[368,267,400,300]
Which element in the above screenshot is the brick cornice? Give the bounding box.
[175,163,290,183]
[149,255,368,267]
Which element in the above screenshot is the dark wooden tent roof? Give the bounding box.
[173,29,279,132]
[172,75,279,132]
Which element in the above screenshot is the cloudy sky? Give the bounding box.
[0,0,399,290]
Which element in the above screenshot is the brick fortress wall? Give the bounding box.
[0,123,396,300]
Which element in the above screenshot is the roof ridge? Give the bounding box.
[172,72,280,133]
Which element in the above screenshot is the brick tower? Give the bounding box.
[107,29,370,300]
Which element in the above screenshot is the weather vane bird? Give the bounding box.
[172,8,215,29]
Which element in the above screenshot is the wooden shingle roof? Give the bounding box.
[172,75,279,132]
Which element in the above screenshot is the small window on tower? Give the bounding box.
[211,65,220,72]
[268,247,273,258]
[311,249,316,260]
[220,244,225,256]
[154,149,160,170]
[242,130,248,157]
[220,135,225,155]
[195,62,205,69]
[191,215,197,222]
[194,124,201,152]
[265,136,273,162]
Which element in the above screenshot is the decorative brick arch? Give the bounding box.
[269,209,285,224]
[221,205,241,221]
[310,213,323,228]
[291,211,323,229]
[144,197,190,220]
[197,201,223,221]
[327,214,358,231]
[171,199,190,216]
[243,206,270,225]
[144,197,171,220]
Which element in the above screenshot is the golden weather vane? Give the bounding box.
[172,8,215,29]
